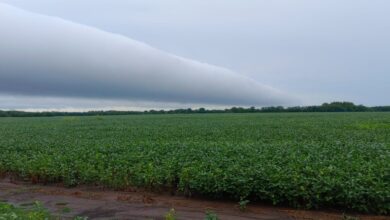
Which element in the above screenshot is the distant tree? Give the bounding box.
[198,108,206,113]
[1,102,389,117]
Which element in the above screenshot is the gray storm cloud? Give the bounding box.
[0,3,295,107]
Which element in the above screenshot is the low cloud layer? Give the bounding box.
[0,3,295,108]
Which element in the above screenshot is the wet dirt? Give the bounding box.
[0,177,388,220]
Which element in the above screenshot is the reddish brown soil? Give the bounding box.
[0,177,388,220]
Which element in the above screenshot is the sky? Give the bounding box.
[0,0,389,111]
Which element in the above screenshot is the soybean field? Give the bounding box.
[0,113,389,214]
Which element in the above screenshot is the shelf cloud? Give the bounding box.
[0,3,296,108]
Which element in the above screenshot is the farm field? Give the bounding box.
[0,112,389,215]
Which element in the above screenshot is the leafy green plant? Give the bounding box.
[164,208,177,220]
[204,210,218,220]
[0,201,50,220]
[342,213,360,220]
[238,198,250,212]
[61,207,71,213]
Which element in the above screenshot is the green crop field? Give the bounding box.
[0,113,389,214]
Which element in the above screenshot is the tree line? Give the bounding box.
[0,102,389,117]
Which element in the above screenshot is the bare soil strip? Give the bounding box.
[0,178,388,220]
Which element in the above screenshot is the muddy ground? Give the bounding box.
[0,177,388,220]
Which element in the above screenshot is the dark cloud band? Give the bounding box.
[0,3,295,107]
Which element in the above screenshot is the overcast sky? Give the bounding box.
[0,0,389,110]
